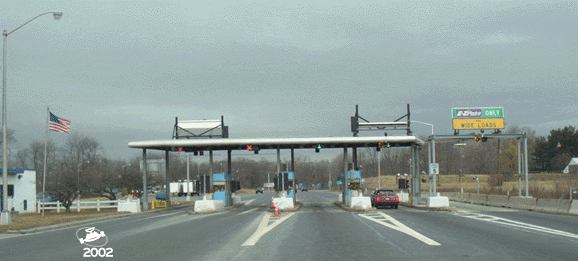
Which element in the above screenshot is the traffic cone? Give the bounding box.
[271,198,276,209]
[274,205,280,216]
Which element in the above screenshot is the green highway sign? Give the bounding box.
[452,107,504,119]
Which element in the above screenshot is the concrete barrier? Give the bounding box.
[117,199,141,213]
[194,199,224,212]
[508,197,536,210]
[456,192,468,202]
[569,200,578,215]
[398,192,409,203]
[556,199,572,213]
[468,194,487,205]
[427,196,449,207]
[349,196,372,209]
[444,192,459,201]
[273,197,294,210]
[232,195,242,205]
[486,195,509,207]
[535,198,560,213]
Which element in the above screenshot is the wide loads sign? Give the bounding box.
[452,107,505,130]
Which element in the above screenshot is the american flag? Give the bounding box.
[49,112,71,133]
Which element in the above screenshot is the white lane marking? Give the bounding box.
[359,212,441,246]
[236,208,258,216]
[454,211,578,240]
[245,199,255,205]
[242,212,295,246]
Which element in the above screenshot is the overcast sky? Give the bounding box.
[2,0,577,163]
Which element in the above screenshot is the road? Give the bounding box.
[1,190,577,260]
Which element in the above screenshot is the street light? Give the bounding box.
[2,11,63,225]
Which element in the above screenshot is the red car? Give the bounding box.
[371,190,399,209]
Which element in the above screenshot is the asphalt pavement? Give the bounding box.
[1,190,577,260]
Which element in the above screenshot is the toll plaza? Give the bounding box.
[128,105,428,210]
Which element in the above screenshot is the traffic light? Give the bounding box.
[474,136,481,143]
[199,151,204,156]
[247,145,253,151]
[177,147,196,153]
[315,144,321,153]
[405,179,410,189]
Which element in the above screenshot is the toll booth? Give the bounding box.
[212,173,235,206]
[347,170,361,197]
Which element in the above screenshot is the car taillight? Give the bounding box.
[377,196,383,201]
[395,196,399,201]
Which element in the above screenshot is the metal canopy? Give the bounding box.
[128,136,424,152]
[429,133,526,141]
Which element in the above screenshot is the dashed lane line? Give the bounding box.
[236,208,259,216]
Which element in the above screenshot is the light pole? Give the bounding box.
[186,153,190,201]
[2,11,62,225]
[454,142,466,193]
[377,149,381,189]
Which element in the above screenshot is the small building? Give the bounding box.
[0,168,36,213]
[562,158,578,174]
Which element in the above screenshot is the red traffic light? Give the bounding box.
[247,145,253,151]
[178,147,183,152]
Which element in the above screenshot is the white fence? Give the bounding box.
[37,199,124,213]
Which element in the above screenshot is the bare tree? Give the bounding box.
[50,133,103,212]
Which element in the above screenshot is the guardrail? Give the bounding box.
[37,199,122,213]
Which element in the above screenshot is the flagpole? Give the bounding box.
[42,106,49,216]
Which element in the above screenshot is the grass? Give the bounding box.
[0,197,196,233]
[0,208,127,233]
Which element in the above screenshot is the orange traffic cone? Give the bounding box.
[271,198,276,209]
[274,205,280,216]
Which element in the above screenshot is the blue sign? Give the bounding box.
[299,183,303,188]
[318,183,322,188]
